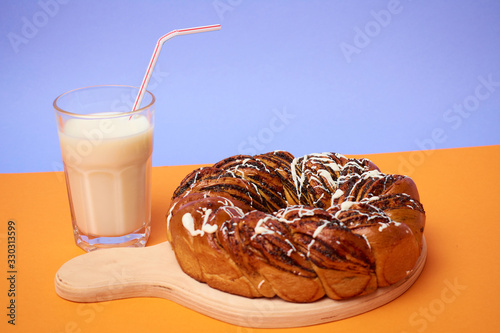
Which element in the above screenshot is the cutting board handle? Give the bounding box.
[55,239,427,328]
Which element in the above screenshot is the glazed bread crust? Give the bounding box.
[166,151,425,303]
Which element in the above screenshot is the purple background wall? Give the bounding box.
[1,0,499,173]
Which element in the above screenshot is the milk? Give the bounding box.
[58,115,153,237]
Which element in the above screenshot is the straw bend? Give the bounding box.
[132,24,221,111]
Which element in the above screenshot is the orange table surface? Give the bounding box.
[1,145,499,333]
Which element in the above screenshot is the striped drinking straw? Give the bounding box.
[132,24,222,111]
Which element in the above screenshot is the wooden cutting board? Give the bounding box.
[55,238,427,328]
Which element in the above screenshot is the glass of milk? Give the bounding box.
[54,85,155,251]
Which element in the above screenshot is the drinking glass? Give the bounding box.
[54,85,155,251]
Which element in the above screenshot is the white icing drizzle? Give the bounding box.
[200,208,216,233]
[182,213,204,237]
[363,195,379,202]
[378,222,389,232]
[317,169,337,189]
[290,156,304,198]
[241,158,251,166]
[361,234,371,249]
[313,193,325,205]
[307,239,315,257]
[166,200,179,230]
[340,201,355,211]
[313,221,329,238]
[257,279,265,289]
[251,216,275,240]
[362,169,383,180]
[289,152,387,212]
[202,223,217,234]
[216,197,230,204]
[297,206,316,217]
[332,188,344,200]
[219,205,245,218]
[291,154,341,198]
[182,208,218,237]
